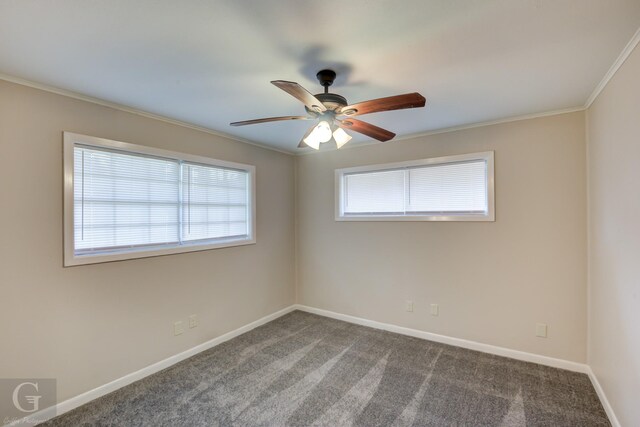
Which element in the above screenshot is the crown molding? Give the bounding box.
[0,73,294,156]
[298,106,586,156]
[300,23,640,156]
[394,107,586,141]
[4,23,639,157]
[585,25,640,108]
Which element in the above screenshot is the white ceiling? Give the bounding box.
[1,1,640,153]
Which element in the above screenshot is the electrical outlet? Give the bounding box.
[189,314,198,329]
[430,304,439,316]
[174,321,184,336]
[536,323,548,338]
[405,300,414,312]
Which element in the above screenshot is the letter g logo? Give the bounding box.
[12,382,41,413]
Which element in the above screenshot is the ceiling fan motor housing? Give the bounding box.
[305,69,348,112]
[307,93,347,113]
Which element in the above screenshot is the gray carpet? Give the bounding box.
[43,311,609,426]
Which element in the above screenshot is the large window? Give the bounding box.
[335,151,494,221]
[63,133,255,266]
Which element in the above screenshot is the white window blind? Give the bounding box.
[407,161,487,214]
[344,169,405,214]
[337,152,494,221]
[181,163,249,242]
[74,146,180,253]
[65,133,255,266]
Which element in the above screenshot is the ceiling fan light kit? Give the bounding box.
[230,69,426,150]
[303,121,331,149]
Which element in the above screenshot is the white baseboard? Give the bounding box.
[296,304,620,424]
[294,304,589,373]
[7,305,297,427]
[586,366,621,427]
[10,304,616,427]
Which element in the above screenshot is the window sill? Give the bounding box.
[64,237,256,267]
[335,214,495,222]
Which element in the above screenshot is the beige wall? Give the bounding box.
[0,80,296,402]
[296,112,587,362]
[7,69,632,414]
[587,43,640,426]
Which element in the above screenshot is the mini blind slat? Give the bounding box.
[342,159,488,216]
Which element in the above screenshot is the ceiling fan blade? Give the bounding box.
[338,92,426,116]
[230,116,313,126]
[271,80,327,113]
[297,124,317,148]
[336,118,395,142]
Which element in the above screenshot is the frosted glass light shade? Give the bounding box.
[303,134,320,150]
[333,127,352,148]
[303,121,332,149]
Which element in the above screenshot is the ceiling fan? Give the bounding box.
[230,69,426,150]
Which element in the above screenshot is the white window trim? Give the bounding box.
[63,132,256,266]
[335,151,495,222]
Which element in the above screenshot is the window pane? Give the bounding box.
[74,146,180,253]
[181,163,249,242]
[344,170,405,214]
[407,160,487,213]
[338,154,492,220]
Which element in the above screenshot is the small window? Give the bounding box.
[64,133,255,266]
[335,151,494,221]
